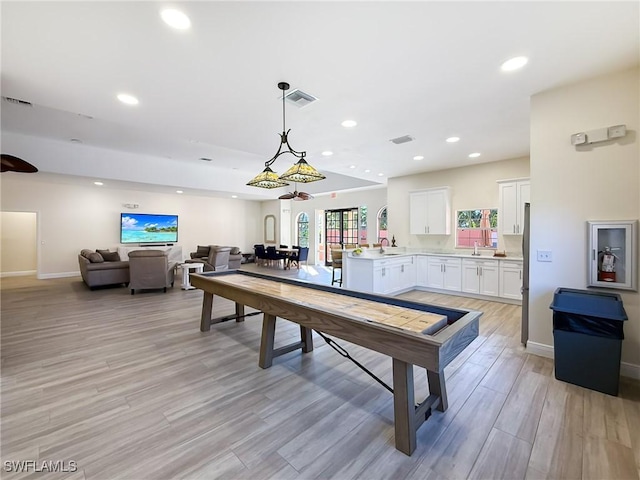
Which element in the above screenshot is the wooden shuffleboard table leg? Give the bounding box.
[259,313,277,369]
[392,358,417,456]
[235,303,245,323]
[427,369,448,412]
[300,326,313,353]
[200,292,214,332]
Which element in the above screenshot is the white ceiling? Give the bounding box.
[1,1,638,200]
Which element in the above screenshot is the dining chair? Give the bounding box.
[331,248,343,286]
[288,246,309,269]
[254,244,267,266]
[266,246,287,268]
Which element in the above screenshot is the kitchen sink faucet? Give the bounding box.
[379,238,390,253]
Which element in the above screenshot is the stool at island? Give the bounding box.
[180,262,204,290]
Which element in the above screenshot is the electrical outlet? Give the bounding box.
[537,250,552,262]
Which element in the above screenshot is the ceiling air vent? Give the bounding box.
[2,96,33,107]
[390,135,414,145]
[284,89,318,108]
[199,157,213,162]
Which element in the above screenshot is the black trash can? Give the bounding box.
[550,288,627,396]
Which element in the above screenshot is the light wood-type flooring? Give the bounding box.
[1,263,639,479]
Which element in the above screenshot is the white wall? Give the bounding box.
[1,174,263,277]
[388,157,530,255]
[1,211,37,275]
[530,67,639,371]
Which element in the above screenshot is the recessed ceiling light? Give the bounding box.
[231,195,238,199]
[160,9,191,30]
[176,190,183,194]
[341,120,357,128]
[349,165,356,169]
[94,181,103,186]
[446,136,460,143]
[468,152,481,158]
[321,151,333,156]
[413,156,424,161]
[377,173,384,177]
[501,56,528,72]
[117,93,139,105]
[364,169,371,173]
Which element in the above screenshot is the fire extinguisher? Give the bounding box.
[598,246,617,282]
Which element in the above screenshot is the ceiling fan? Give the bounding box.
[1,154,38,173]
[278,184,314,201]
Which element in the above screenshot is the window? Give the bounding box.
[377,206,388,242]
[456,209,498,248]
[296,212,309,247]
[359,206,367,242]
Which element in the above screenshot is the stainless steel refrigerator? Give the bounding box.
[521,202,530,345]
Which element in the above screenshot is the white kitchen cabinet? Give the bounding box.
[499,260,523,300]
[373,264,391,294]
[462,259,499,296]
[426,256,461,291]
[498,179,530,235]
[416,256,429,287]
[409,187,451,235]
[349,255,416,295]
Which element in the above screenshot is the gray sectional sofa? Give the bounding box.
[78,249,129,289]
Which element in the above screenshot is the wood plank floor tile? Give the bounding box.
[494,369,549,443]
[583,435,639,480]
[584,388,632,448]
[468,428,532,480]
[525,378,584,479]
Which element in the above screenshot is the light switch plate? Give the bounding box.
[537,250,552,262]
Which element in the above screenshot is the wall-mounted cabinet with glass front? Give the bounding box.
[588,220,637,291]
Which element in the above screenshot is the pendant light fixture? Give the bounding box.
[247,82,325,189]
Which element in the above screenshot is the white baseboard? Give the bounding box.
[525,341,554,359]
[526,341,640,380]
[37,271,80,280]
[1,270,37,278]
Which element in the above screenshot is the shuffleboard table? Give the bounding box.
[190,270,481,455]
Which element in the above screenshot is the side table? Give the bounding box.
[180,262,204,290]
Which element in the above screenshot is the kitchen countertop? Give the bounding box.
[347,250,523,261]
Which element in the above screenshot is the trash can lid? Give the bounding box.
[549,288,627,321]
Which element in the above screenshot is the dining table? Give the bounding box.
[275,247,299,269]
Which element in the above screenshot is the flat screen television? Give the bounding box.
[120,213,178,244]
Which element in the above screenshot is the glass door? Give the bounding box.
[325,208,359,265]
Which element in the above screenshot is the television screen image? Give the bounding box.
[120,213,178,244]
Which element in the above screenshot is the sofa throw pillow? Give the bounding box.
[88,252,104,263]
[195,245,209,257]
[96,249,120,262]
[80,249,94,259]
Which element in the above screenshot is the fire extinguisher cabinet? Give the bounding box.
[587,220,637,291]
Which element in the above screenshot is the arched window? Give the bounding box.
[296,212,309,247]
[377,206,388,242]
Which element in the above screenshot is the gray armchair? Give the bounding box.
[128,250,175,295]
[228,247,242,269]
[186,245,232,272]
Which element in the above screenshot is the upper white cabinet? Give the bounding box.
[498,179,530,235]
[409,187,451,235]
